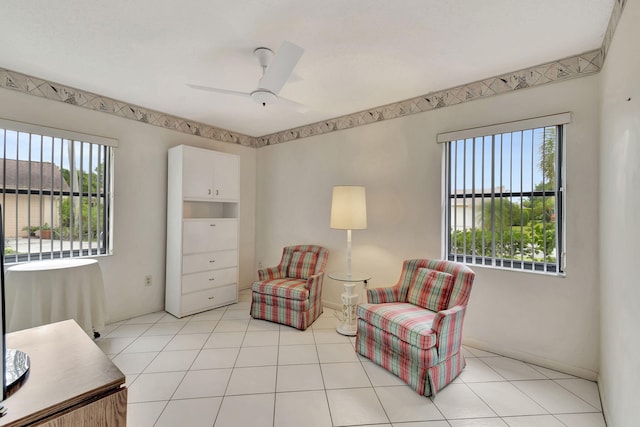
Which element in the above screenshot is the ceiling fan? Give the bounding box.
[188,41,305,109]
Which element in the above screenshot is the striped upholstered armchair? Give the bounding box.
[356,259,475,396]
[250,245,329,330]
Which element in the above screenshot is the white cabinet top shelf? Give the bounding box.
[183,201,238,219]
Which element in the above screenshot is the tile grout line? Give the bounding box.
[550,378,603,412]
[312,313,333,427]
[353,330,396,426]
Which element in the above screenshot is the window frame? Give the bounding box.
[0,118,116,264]
[439,113,569,275]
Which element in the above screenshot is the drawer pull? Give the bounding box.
[208,296,215,300]
[209,278,215,281]
[210,224,216,227]
[209,260,216,263]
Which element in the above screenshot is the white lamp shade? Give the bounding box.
[330,186,367,230]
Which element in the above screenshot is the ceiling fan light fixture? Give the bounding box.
[251,89,277,107]
[253,47,274,69]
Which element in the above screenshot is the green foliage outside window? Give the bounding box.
[59,197,104,240]
[58,165,106,241]
[450,215,556,263]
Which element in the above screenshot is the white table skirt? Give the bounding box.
[6,259,106,335]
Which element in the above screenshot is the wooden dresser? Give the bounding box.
[0,320,126,426]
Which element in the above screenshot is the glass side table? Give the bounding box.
[328,271,371,336]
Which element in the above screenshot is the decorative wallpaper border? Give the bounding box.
[0,68,256,147]
[257,49,603,147]
[0,2,625,148]
[602,0,626,60]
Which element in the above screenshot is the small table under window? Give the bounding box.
[6,259,106,337]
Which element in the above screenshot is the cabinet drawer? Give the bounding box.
[182,250,237,274]
[180,284,237,314]
[183,219,237,253]
[182,267,237,294]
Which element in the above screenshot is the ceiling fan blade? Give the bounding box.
[259,41,304,95]
[187,84,251,98]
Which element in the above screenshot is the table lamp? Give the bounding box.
[330,185,367,276]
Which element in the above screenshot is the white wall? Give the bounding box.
[0,89,257,323]
[256,75,601,377]
[599,0,640,424]
[0,46,605,381]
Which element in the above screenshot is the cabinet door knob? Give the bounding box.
[216,189,219,196]
[208,189,211,195]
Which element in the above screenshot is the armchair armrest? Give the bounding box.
[258,266,284,281]
[431,305,466,362]
[366,285,402,304]
[304,272,324,299]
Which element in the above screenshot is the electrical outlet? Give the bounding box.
[144,275,152,287]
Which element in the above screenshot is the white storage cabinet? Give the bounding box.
[166,145,239,317]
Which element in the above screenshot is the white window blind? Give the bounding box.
[0,118,116,262]
[441,114,568,274]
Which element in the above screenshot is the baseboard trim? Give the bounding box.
[463,337,598,381]
[322,301,342,312]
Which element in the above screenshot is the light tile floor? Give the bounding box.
[97,290,606,427]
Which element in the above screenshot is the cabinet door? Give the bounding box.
[183,219,238,254]
[39,387,128,427]
[213,153,239,201]
[182,147,215,200]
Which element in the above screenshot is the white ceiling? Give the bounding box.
[1,0,614,137]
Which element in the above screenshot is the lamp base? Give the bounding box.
[336,283,358,336]
[336,323,357,336]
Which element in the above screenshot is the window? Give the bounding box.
[440,113,569,274]
[0,119,116,263]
